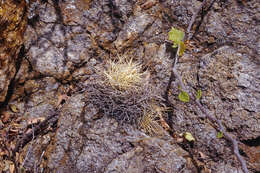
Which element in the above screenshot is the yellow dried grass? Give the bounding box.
[103,56,147,91]
[139,104,165,136]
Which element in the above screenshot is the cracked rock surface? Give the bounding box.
[0,0,259,172]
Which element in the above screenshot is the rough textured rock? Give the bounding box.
[198,46,260,140]
[114,13,155,51]
[0,0,27,103]
[8,77,60,128]
[44,94,194,172]
[205,0,259,57]
[1,0,259,172]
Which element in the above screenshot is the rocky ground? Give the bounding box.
[0,0,259,173]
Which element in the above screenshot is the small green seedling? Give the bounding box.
[168,27,184,48]
[217,132,223,138]
[168,28,202,103]
[184,132,195,142]
[196,89,202,100]
[168,27,186,56]
[178,90,190,102]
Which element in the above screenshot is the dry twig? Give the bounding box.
[186,0,216,40]
[21,125,35,168]
[166,0,249,172]
[13,110,59,155]
[171,69,249,173]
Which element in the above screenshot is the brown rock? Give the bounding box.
[0,0,27,103]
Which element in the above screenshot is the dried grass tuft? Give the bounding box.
[139,104,165,136]
[103,56,147,91]
[85,56,165,132]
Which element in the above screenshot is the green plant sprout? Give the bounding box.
[196,89,202,100]
[178,90,190,102]
[167,4,249,171]
[217,132,223,138]
[168,27,186,56]
[169,27,202,102]
[168,27,184,48]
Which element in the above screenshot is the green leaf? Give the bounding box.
[184,132,195,142]
[178,91,190,102]
[196,89,202,100]
[178,41,186,56]
[217,132,223,138]
[168,28,185,48]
